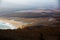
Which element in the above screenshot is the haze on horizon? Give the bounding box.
[0,0,59,13]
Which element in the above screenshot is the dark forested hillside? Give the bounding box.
[0,26,60,40]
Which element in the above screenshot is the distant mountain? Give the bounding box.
[1,10,54,18]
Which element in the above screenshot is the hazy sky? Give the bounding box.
[0,0,59,12]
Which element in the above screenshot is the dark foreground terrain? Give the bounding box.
[0,26,60,40]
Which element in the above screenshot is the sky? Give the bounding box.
[0,0,59,12]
